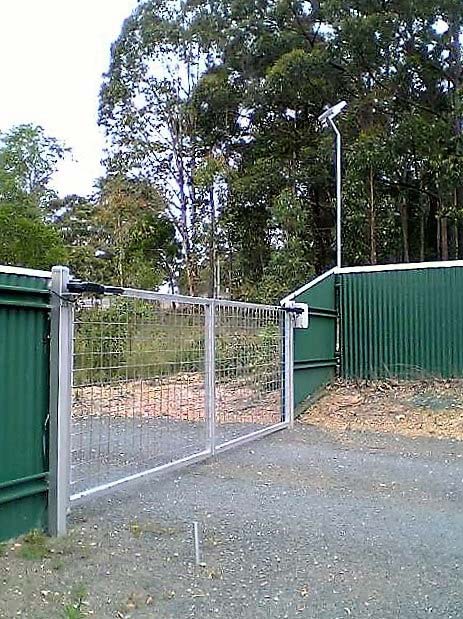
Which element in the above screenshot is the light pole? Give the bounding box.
[318,101,347,269]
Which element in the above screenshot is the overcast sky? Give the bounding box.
[0,0,139,198]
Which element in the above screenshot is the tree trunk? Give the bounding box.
[368,166,377,264]
[437,216,441,260]
[399,200,409,262]
[459,220,463,260]
[453,218,459,260]
[311,189,333,272]
[419,209,425,261]
[116,213,124,287]
[441,216,449,261]
[169,112,197,296]
[449,11,463,238]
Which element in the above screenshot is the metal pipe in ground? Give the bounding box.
[193,521,201,566]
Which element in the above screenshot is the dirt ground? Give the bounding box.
[301,378,463,440]
[73,374,280,425]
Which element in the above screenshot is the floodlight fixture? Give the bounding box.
[318,100,347,127]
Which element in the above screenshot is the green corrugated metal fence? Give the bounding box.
[340,266,463,379]
[288,270,338,407]
[0,270,51,541]
[285,262,463,409]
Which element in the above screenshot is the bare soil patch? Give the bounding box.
[73,373,280,425]
[300,379,463,440]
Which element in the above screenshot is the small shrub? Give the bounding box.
[63,584,88,619]
[18,530,50,560]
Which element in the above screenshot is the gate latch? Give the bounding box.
[282,302,309,329]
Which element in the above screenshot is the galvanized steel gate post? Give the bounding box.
[48,266,73,536]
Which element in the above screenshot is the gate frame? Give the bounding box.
[49,272,296,534]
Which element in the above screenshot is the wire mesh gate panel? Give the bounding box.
[215,303,285,449]
[69,290,291,501]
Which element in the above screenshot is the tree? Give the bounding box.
[0,123,68,269]
[0,124,69,210]
[54,176,181,289]
[101,0,463,300]
[99,0,218,294]
[0,202,67,268]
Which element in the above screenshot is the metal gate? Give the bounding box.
[49,269,294,508]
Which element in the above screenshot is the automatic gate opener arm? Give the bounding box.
[67,280,124,295]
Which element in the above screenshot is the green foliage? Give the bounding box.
[0,123,69,270]
[19,530,50,560]
[0,124,68,209]
[63,584,88,619]
[73,298,205,385]
[53,176,181,288]
[98,0,463,300]
[0,202,67,269]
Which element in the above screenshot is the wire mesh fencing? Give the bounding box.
[70,290,291,501]
[215,302,285,449]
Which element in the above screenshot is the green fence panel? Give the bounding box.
[292,272,337,407]
[0,271,51,541]
[340,267,463,379]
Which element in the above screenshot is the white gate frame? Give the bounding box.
[48,268,296,535]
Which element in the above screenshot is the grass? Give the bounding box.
[63,606,85,619]
[0,542,7,557]
[18,530,50,560]
[62,584,88,619]
[16,529,83,562]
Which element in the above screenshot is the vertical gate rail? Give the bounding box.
[205,301,216,455]
[50,279,297,524]
[285,311,295,428]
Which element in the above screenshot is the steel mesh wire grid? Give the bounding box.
[214,303,285,445]
[71,294,207,495]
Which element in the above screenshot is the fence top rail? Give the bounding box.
[338,259,463,275]
[0,265,52,279]
[120,287,282,312]
[215,298,282,312]
[122,287,211,306]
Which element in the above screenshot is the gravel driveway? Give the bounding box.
[1,424,462,618]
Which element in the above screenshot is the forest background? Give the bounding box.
[1,0,461,302]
